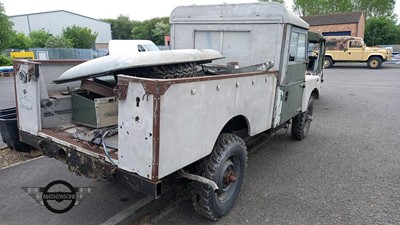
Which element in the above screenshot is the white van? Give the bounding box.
[108,40,160,55]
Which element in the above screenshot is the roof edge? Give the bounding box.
[9,10,110,25]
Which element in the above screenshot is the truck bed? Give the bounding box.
[40,127,118,161]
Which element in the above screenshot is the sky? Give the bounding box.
[2,0,295,21]
[2,0,400,21]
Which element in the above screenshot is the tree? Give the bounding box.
[0,2,14,51]
[45,35,73,48]
[103,15,133,39]
[29,30,51,48]
[151,18,169,45]
[0,55,12,66]
[293,0,322,16]
[258,0,284,4]
[62,25,98,49]
[293,0,396,18]
[355,0,396,18]
[131,17,169,45]
[293,0,353,16]
[9,32,30,49]
[131,20,153,41]
[364,17,400,45]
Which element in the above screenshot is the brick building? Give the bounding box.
[301,12,365,38]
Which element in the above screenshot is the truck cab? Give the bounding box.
[170,3,324,127]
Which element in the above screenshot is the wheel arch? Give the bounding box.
[219,115,251,140]
[367,54,384,61]
[188,115,250,175]
[311,88,319,100]
[324,54,334,61]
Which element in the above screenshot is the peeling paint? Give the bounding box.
[273,88,284,127]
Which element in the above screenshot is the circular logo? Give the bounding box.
[42,180,76,214]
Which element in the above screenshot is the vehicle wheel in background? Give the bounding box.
[367,56,382,69]
[323,57,333,68]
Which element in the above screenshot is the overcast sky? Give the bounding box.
[2,0,400,21]
[2,0,295,20]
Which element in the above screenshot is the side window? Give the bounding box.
[137,45,146,52]
[349,41,362,48]
[289,31,306,62]
[326,41,336,50]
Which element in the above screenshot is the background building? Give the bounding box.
[302,12,365,38]
[10,10,112,50]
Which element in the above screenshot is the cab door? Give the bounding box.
[346,40,364,60]
[279,27,307,124]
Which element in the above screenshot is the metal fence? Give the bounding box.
[5,48,108,60]
[34,48,91,60]
[378,45,400,53]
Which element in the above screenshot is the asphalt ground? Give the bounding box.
[1,63,400,224]
[0,157,147,225]
[140,63,400,224]
[0,77,148,225]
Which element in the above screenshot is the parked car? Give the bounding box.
[108,40,159,55]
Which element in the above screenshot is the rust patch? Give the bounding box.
[151,96,161,181]
[117,70,277,97]
[41,128,118,160]
[114,78,130,100]
[142,82,172,95]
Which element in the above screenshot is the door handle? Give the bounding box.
[285,91,289,101]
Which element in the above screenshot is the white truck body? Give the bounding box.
[117,71,277,179]
[14,60,277,180]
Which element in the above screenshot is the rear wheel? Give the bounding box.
[367,56,382,69]
[192,133,247,220]
[291,97,314,140]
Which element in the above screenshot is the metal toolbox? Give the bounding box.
[71,91,118,128]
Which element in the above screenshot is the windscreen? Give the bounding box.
[143,44,160,51]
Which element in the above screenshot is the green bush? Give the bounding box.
[0,55,12,66]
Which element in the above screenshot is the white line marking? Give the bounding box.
[0,156,44,170]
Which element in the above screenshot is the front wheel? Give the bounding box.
[323,57,334,68]
[291,98,314,140]
[367,56,382,69]
[191,133,247,220]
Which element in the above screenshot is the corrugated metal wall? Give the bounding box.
[10,11,111,47]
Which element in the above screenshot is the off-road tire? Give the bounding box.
[124,62,197,79]
[367,56,382,69]
[291,98,314,140]
[323,57,333,68]
[191,133,247,220]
